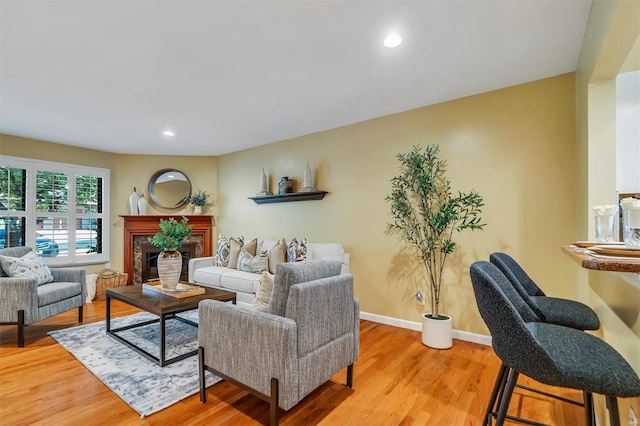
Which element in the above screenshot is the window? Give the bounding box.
[0,156,109,265]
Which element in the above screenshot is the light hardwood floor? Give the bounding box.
[0,300,585,425]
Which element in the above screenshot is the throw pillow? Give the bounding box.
[0,252,54,285]
[227,236,245,269]
[215,234,230,267]
[286,237,308,262]
[252,271,275,312]
[243,238,258,257]
[237,248,268,273]
[268,238,287,274]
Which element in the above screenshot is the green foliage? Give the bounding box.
[187,189,210,207]
[385,145,485,318]
[151,216,192,250]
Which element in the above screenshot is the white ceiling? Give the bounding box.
[0,0,592,156]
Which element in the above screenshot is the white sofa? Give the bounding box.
[188,240,350,308]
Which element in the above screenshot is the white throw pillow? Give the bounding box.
[252,271,274,312]
[237,248,268,273]
[0,252,54,285]
[86,273,97,302]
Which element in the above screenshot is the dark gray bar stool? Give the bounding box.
[470,261,640,426]
[490,252,600,330]
[486,252,602,424]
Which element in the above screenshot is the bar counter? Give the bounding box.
[562,244,640,273]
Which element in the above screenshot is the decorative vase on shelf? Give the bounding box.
[278,177,293,195]
[157,249,182,289]
[137,194,148,215]
[301,161,316,192]
[129,187,140,215]
[193,205,202,215]
[257,168,271,195]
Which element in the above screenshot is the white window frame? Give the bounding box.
[0,155,110,266]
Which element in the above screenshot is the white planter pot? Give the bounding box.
[422,313,452,349]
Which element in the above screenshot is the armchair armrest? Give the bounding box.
[198,300,298,409]
[188,256,217,282]
[51,267,86,284]
[0,277,38,323]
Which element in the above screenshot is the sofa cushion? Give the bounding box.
[37,281,83,306]
[193,266,229,287]
[0,252,54,285]
[237,248,268,273]
[252,271,274,312]
[219,270,261,293]
[268,238,287,274]
[268,260,342,317]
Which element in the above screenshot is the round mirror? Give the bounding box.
[148,169,191,209]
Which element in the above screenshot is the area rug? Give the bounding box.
[49,310,221,418]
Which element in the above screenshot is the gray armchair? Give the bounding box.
[0,246,86,347]
[198,260,359,425]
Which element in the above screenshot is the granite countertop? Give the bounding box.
[562,244,640,273]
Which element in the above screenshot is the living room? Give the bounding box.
[1,1,639,425]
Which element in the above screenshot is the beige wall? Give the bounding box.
[0,135,218,274]
[218,73,577,335]
[576,0,640,422]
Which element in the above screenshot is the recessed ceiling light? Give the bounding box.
[163,130,175,136]
[384,33,402,48]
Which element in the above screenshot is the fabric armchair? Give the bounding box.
[198,260,359,425]
[0,246,86,347]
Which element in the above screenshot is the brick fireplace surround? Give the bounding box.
[120,215,214,285]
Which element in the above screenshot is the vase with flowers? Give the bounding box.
[187,189,210,214]
[150,217,192,289]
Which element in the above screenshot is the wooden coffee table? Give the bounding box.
[106,284,236,367]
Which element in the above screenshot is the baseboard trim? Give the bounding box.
[359,311,492,347]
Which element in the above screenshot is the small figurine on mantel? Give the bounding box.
[299,161,317,192]
[257,168,272,196]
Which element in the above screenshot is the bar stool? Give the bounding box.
[470,261,640,426]
[490,252,600,330]
[487,252,602,424]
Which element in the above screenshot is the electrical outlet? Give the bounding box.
[105,261,111,269]
[415,291,425,306]
[630,406,638,426]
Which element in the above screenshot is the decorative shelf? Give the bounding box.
[248,191,328,204]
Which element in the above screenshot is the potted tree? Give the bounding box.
[386,145,485,349]
[187,189,211,214]
[151,217,192,289]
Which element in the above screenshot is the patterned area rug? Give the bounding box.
[49,310,221,418]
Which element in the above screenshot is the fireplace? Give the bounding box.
[135,238,203,285]
[121,215,214,285]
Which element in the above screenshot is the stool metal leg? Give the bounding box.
[606,396,620,426]
[485,363,509,426]
[583,392,594,426]
[496,369,519,426]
